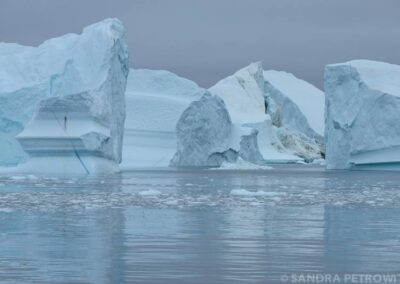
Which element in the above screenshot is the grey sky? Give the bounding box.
[1,0,399,88]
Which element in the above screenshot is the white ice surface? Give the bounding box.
[121,69,204,169]
[332,60,400,98]
[216,158,273,170]
[263,70,325,136]
[0,156,118,175]
[209,62,267,125]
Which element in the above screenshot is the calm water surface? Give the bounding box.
[1,166,400,283]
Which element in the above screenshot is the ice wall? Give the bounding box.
[121,69,204,168]
[0,18,129,173]
[263,70,325,161]
[264,70,324,141]
[325,60,400,169]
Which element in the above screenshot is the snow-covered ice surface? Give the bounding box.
[325,60,400,169]
[121,69,204,169]
[0,18,129,173]
[1,167,400,282]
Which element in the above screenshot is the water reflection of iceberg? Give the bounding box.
[324,206,400,273]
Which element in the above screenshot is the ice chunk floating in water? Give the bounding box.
[0,18,129,174]
[325,60,400,170]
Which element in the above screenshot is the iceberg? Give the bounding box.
[325,60,400,170]
[170,93,235,166]
[0,18,129,174]
[172,63,325,167]
[121,69,205,168]
[263,70,324,141]
[263,70,325,161]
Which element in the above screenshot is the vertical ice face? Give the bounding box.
[0,18,129,173]
[263,70,325,161]
[263,70,325,142]
[325,60,400,170]
[122,69,205,168]
[170,93,234,166]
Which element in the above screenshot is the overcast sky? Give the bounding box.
[1,0,399,88]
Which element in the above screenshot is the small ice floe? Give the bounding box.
[0,208,13,213]
[215,158,273,170]
[45,177,59,181]
[138,189,162,196]
[9,176,26,181]
[230,189,271,197]
[164,199,179,206]
[311,159,326,166]
[27,175,39,180]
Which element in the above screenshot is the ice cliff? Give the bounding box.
[0,18,129,174]
[171,63,325,167]
[263,70,325,161]
[263,70,324,141]
[121,69,204,168]
[325,60,400,170]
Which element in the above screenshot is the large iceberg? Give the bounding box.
[172,63,325,167]
[121,69,205,168]
[0,18,129,174]
[325,60,400,170]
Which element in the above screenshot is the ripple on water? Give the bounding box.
[0,169,400,211]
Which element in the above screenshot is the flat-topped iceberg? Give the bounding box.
[172,63,325,167]
[122,69,205,168]
[0,18,129,174]
[325,60,400,170]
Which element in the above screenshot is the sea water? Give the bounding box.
[0,166,400,283]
